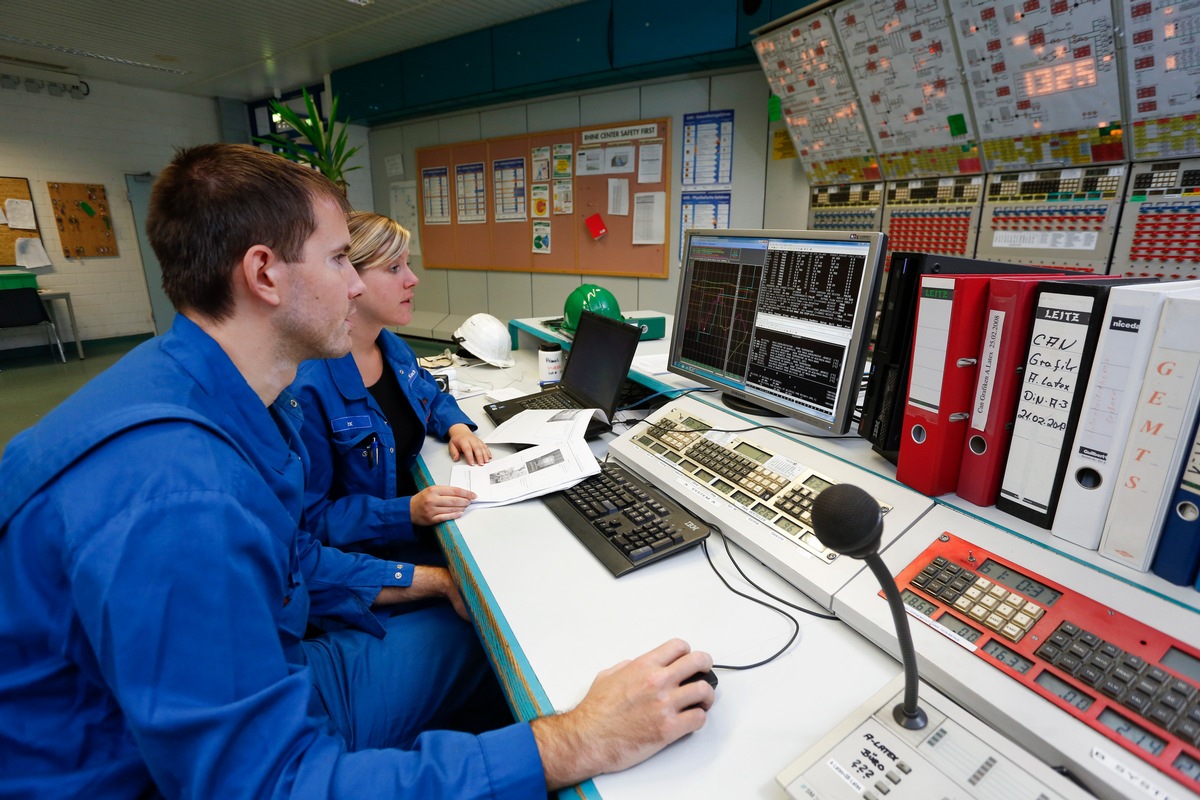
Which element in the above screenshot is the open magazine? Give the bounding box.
[449,437,599,509]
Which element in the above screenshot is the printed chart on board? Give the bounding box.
[951,0,1123,169]
[1123,0,1200,159]
[754,13,878,184]
[833,0,978,179]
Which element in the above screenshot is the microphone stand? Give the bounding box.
[811,482,927,730]
[865,552,927,729]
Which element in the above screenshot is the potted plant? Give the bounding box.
[253,88,362,191]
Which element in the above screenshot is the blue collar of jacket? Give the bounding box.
[327,330,415,402]
[161,315,301,476]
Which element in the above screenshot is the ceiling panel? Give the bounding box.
[0,0,585,100]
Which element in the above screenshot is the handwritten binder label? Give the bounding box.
[1000,292,1094,515]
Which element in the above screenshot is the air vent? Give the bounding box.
[0,54,71,72]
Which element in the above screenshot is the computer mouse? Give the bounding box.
[682,670,718,689]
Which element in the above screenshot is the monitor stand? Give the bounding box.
[720,393,785,418]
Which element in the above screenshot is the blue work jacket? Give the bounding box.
[0,315,541,799]
[291,329,476,550]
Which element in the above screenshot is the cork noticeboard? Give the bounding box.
[416,117,671,279]
[0,177,45,268]
[48,182,118,258]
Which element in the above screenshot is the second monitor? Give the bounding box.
[667,228,886,434]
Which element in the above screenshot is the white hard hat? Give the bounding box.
[453,313,515,368]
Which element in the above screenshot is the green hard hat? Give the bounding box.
[563,284,622,333]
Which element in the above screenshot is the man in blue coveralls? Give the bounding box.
[0,143,714,798]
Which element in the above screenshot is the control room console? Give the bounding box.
[607,395,933,609]
[835,504,1200,800]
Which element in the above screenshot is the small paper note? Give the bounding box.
[16,237,51,268]
[533,220,551,254]
[4,199,37,230]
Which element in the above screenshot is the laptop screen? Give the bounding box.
[560,310,641,417]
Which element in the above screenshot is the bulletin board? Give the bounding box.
[416,117,670,278]
[48,182,118,258]
[0,177,45,268]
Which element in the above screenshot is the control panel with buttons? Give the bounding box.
[777,673,1093,799]
[606,394,935,609]
[1111,158,1200,281]
[975,166,1126,272]
[896,532,1200,788]
[808,182,884,233]
[881,176,984,267]
[627,407,891,565]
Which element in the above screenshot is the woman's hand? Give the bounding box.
[447,424,491,465]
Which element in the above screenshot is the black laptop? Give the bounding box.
[483,310,641,438]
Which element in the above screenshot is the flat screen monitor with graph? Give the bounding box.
[667,229,886,434]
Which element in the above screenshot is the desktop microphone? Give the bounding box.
[811,483,928,730]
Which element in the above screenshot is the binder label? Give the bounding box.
[971,309,1005,427]
[1181,430,1200,496]
[1002,292,1095,516]
[908,277,956,412]
[1100,296,1200,569]
[1075,306,1150,465]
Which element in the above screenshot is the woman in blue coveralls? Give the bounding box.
[292,211,492,558]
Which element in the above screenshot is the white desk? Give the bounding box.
[37,289,84,359]
[419,329,1200,800]
[507,311,1200,616]
[418,347,902,799]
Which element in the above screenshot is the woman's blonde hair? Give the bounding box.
[345,211,411,273]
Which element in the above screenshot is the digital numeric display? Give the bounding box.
[983,640,1033,674]
[1034,671,1093,711]
[1098,709,1166,757]
[900,589,938,618]
[977,559,1062,606]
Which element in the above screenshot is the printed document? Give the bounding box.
[483,408,604,446]
[450,437,599,508]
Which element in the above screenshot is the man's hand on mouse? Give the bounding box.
[531,638,715,791]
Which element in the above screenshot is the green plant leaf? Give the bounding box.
[254,87,361,188]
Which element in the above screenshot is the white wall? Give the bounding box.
[0,66,797,353]
[365,67,807,328]
[0,78,221,352]
[342,123,374,215]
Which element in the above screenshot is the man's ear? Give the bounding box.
[240,244,284,307]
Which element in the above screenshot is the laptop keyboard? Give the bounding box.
[543,461,712,576]
[520,391,581,411]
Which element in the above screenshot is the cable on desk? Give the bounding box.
[615,386,716,413]
[633,415,862,442]
[716,534,838,622]
[701,533,801,672]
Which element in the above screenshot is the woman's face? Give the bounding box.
[355,248,419,329]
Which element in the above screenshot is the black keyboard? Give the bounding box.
[543,461,713,576]
[519,391,580,411]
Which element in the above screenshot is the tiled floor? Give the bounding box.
[0,334,451,455]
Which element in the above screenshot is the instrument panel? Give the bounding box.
[881,177,984,266]
[1112,159,1200,281]
[895,532,1200,790]
[975,167,1126,273]
[808,182,884,233]
[607,395,934,609]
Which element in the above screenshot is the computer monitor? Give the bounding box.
[667,228,886,434]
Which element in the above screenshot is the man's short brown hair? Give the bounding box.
[147,143,350,321]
